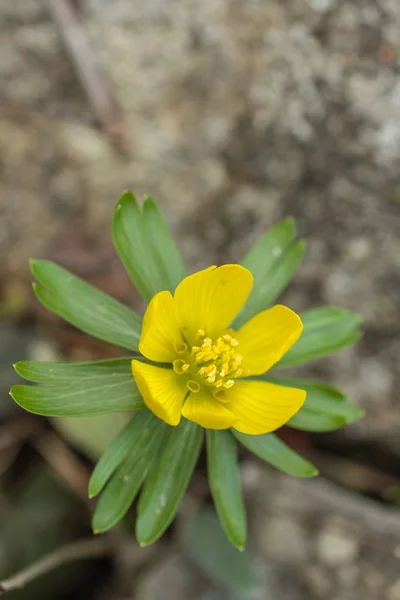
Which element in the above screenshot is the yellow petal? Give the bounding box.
[139,290,181,363]
[227,380,306,435]
[174,265,253,345]
[131,360,187,426]
[182,389,237,429]
[235,305,303,375]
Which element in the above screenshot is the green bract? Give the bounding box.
[10,191,363,552]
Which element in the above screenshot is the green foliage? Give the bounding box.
[207,430,246,550]
[276,307,362,367]
[260,377,364,431]
[112,192,187,302]
[30,260,142,351]
[89,412,153,498]
[136,419,202,546]
[92,411,166,533]
[233,431,318,478]
[11,359,144,416]
[234,217,305,328]
[9,193,364,552]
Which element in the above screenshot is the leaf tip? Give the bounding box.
[283,215,296,230]
[13,361,25,377]
[296,239,307,253]
[348,406,366,423]
[91,518,106,535]
[116,190,136,207]
[142,195,156,210]
[29,258,40,276]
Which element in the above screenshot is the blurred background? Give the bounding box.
[1,0,400,598]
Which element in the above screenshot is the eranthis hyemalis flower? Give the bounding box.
[132,265,306,434]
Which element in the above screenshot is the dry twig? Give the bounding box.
[0,537,112,596]
[46,0,130,150]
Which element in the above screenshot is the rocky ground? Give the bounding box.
[1,0,400,598]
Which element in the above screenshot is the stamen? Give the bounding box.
[174,340,188,354]
[187,380,201,393]
[190,331,242,393]
[213,389,228,402]
[173,359,188,375]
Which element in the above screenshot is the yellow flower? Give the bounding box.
[131,265,306,434]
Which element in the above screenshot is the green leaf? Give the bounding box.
[276,307,362,368]
[206,430,246,550]
[14,357,134,383]
[233,431,318,478]
[288,409,346,431]
[184,506,258,598]
[262,377,365,430]
[30,260,141,351]
[11,358,145,417]
[234,218,304,328]
[89,413,151,498]
[92,411,167,533]
[136,419,203,546]
[142,196,188,291]
[112,192,187,303]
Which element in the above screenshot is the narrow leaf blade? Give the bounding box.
[89,412,149,498]
[242,216,296,274]
[233,431,318,478]
[142,196,187,291]
[10,374,144,418]
[14,358,133,384]
[92,411,167,533]
[262,376,365,427]
[11,357,145,417]
[234,217,301,328]
[31,260,141,351]
[112,192,187,303]
[136,419,203,546]
[276,307,362,368]
[207,430,246,550]
[289,409,347,431]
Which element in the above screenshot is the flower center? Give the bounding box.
[173,329,243,399]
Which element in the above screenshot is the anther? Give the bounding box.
[173,359,188,375]
[174,340,188,354]
[187,380,201,393]
[213,389,228,402]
